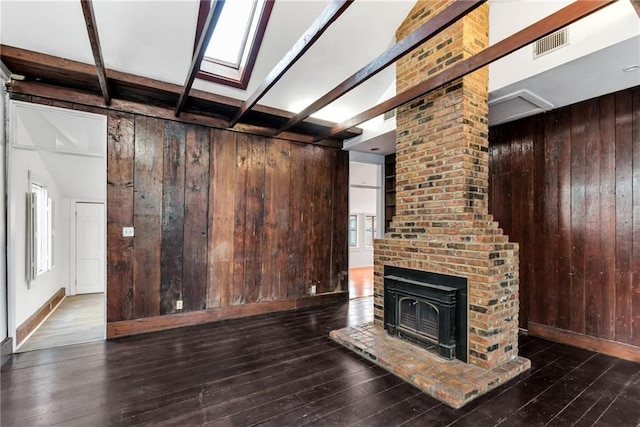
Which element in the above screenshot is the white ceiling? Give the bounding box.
[11,101,106,200]
[1,0,639,161]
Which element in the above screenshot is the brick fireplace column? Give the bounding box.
[374,1,520,369]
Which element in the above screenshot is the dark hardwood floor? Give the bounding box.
[2,297,639,426]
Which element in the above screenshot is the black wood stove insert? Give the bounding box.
[384,266,468,362]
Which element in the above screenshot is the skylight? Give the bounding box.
[197,0,273,89]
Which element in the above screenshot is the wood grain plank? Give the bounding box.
[316,147,333,293]
[631,87,640,346]
[331,148,349,292]
[133,115,164,319]
[232,133,250,305]
[530,116,546,328]
[583,98,602,337]
[570,101,587,334]
[244,134,266,303]
[287,143,307,298]
[599,93,617,340]
[263,138,291,300]
[556,106,572,331]
[208,129,236,308]
[159,120,186,315]
[182,124,210,311]
[541,113,559,327]
[106,112,135,322]
[614,90,633,343]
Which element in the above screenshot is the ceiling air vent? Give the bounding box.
[533,27,568,58]
[383,108,396,121]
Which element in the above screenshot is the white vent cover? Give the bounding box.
[383,108,396,121]
[533,28,569,58]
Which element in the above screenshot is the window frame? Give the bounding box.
[349,215,358,248]
[28,176,53,281]
[364,215,376,247]
[195,0,275,89]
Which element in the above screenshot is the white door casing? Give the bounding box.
[75,202,105,294]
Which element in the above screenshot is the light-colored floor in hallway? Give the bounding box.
[18,293,105,353]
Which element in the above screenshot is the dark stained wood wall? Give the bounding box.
[488,86,640,347]
[106,113,349,323]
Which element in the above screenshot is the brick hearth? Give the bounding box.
[331,0,530,407]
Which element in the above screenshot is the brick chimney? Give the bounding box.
[374,1,520,369]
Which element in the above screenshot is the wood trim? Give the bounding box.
[230,0,353,126]
[107,291,349,339]
[80,0,111,105]
[175,0,226,116]
[7,80,343,148]
[528,322,640,363]
[314,0,616,141]
[16,287,66,345]
[276,0,485,134]
[0,337,13,367]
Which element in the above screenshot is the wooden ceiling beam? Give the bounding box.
[80,0,111,105]
[314,0,616,141]
[229,0,353,127]
[276,0,486,135]
[175,0,226,116]
[631,0,640,18]
[0,44,361,139]
[7,80,344,148]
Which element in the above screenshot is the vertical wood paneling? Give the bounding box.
[244,135,266,303]
[232,134,250,305]
[615,91,633,343]
[133,116,164,318]
[584,99,602,337]
[160,121,186,315]
[101,110,348,326]
[570,101,587,334]
[542,113,558,327]
[633,87,640,346]
[208,130,236,308]
[316,147,333,294]
[287,143,307,298]
[106,112,135,322]
[263,138,290,300]
[182,125,210,311]
[556,107,572,331]
[489,86,640,348]
[331,149,349,291]
[599,94,617,340]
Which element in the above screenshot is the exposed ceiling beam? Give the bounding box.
[7,80,344,148]
[229,0,354,127]
[314,0,616,142]
[631,0,640,18]
[0,44,361,139]
[175,0,226,117]
[80,0,111,105]
[276,0,486,136]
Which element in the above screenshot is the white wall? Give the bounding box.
[8,147,65,328]
[0,66,8,342]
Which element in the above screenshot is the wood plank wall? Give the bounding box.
[107,113,349,323]
[488,86,639,347]
[11,93,349,331]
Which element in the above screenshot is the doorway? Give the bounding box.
[348,161,383,299]
[7,101,107,353]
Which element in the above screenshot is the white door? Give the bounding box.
[76,202,105,294]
